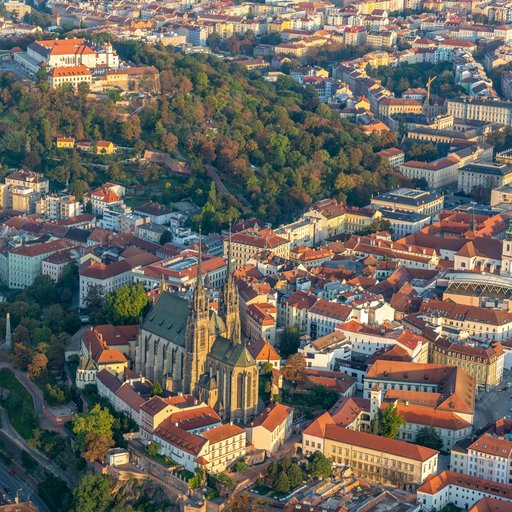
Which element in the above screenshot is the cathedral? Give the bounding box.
[135,238,259,423]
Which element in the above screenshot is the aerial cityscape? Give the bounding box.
[2,0,512,511]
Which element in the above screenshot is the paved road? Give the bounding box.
[0,460,50,512]
[474,368,512,431]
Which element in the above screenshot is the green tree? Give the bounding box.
[234,459,248,472]
[104,284,149,324]
[261,361,273,374]
[279,326,300,358]
[72,404,115,463]
[307,451,332,479]
[416,426,443,451]
[73,475,111,512]
[69,179,89,201]
[268,459,279,480]
[287,464,303,488]
[273,472,290,493]
[146,441,161,457]
[370,404,406,439]
[159,229,172,245]
[151,381,163,396]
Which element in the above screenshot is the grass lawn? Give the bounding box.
[0,368,37,440]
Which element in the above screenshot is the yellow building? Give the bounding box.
[96,140,115,154]
[4,1,32,19]
[267,19,292,32]
[378,98,423,118]
[228,229,291,268]
[304,423,438,489]
[56,137,75,149]
[430,340,504,392]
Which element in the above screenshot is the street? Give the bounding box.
[0,460,50,512]
[474,368,512,431]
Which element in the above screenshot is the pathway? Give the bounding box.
[0,407,75,487]
[0,362,72,436]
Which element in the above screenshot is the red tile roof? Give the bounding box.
[324,425,438,461]
[418,470,512,500]
[202,423,245,444]
[249,403,293,432]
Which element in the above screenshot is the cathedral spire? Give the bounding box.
[222,224,241,343]
[193,227,207,314]
[196,227,203,291]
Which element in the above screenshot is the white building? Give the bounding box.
[246,403,293,455]
[450,433,512,485]
[417,470,512,511]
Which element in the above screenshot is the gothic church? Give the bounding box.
[135,239,259,423]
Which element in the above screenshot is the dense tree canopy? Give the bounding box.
[416,426,443,451]
[73,475,111,512]
[0,41,403,232]
[371,403,407,439]
[73,404,115,463]
[307,451,332,479]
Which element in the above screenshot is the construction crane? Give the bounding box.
[426,75,437,105]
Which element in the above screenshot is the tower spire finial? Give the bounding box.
[227,223,233,277]
[197,226,203,290]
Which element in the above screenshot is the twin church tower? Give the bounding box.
[135,236,259,423]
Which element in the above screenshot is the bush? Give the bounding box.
[21,450,37,473]
[43,382,69,405]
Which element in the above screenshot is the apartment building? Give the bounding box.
[417,471,512,511]
[378,97,423,118]
[155,421,246,474]
[420,300,512,343]
[430,339,505,392]
[458,162,512,194]
[307,299,353,339]
[132,255,227,292]
[376,148,405,168]
[246,303,277,345]
[299,330,351,370]
[5,170,49,194]
[37,193,82,220]
[5,239,73,289]
[450,433,512,485]
[447,98,512,126]
[337,320,429,363]
[79,249,160,308]
[87,187,123,216]
[344,233,440,269]
[227,230,290,268]
[370,188,444,216]
[304,425,438,489]
[278,290,318,331]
